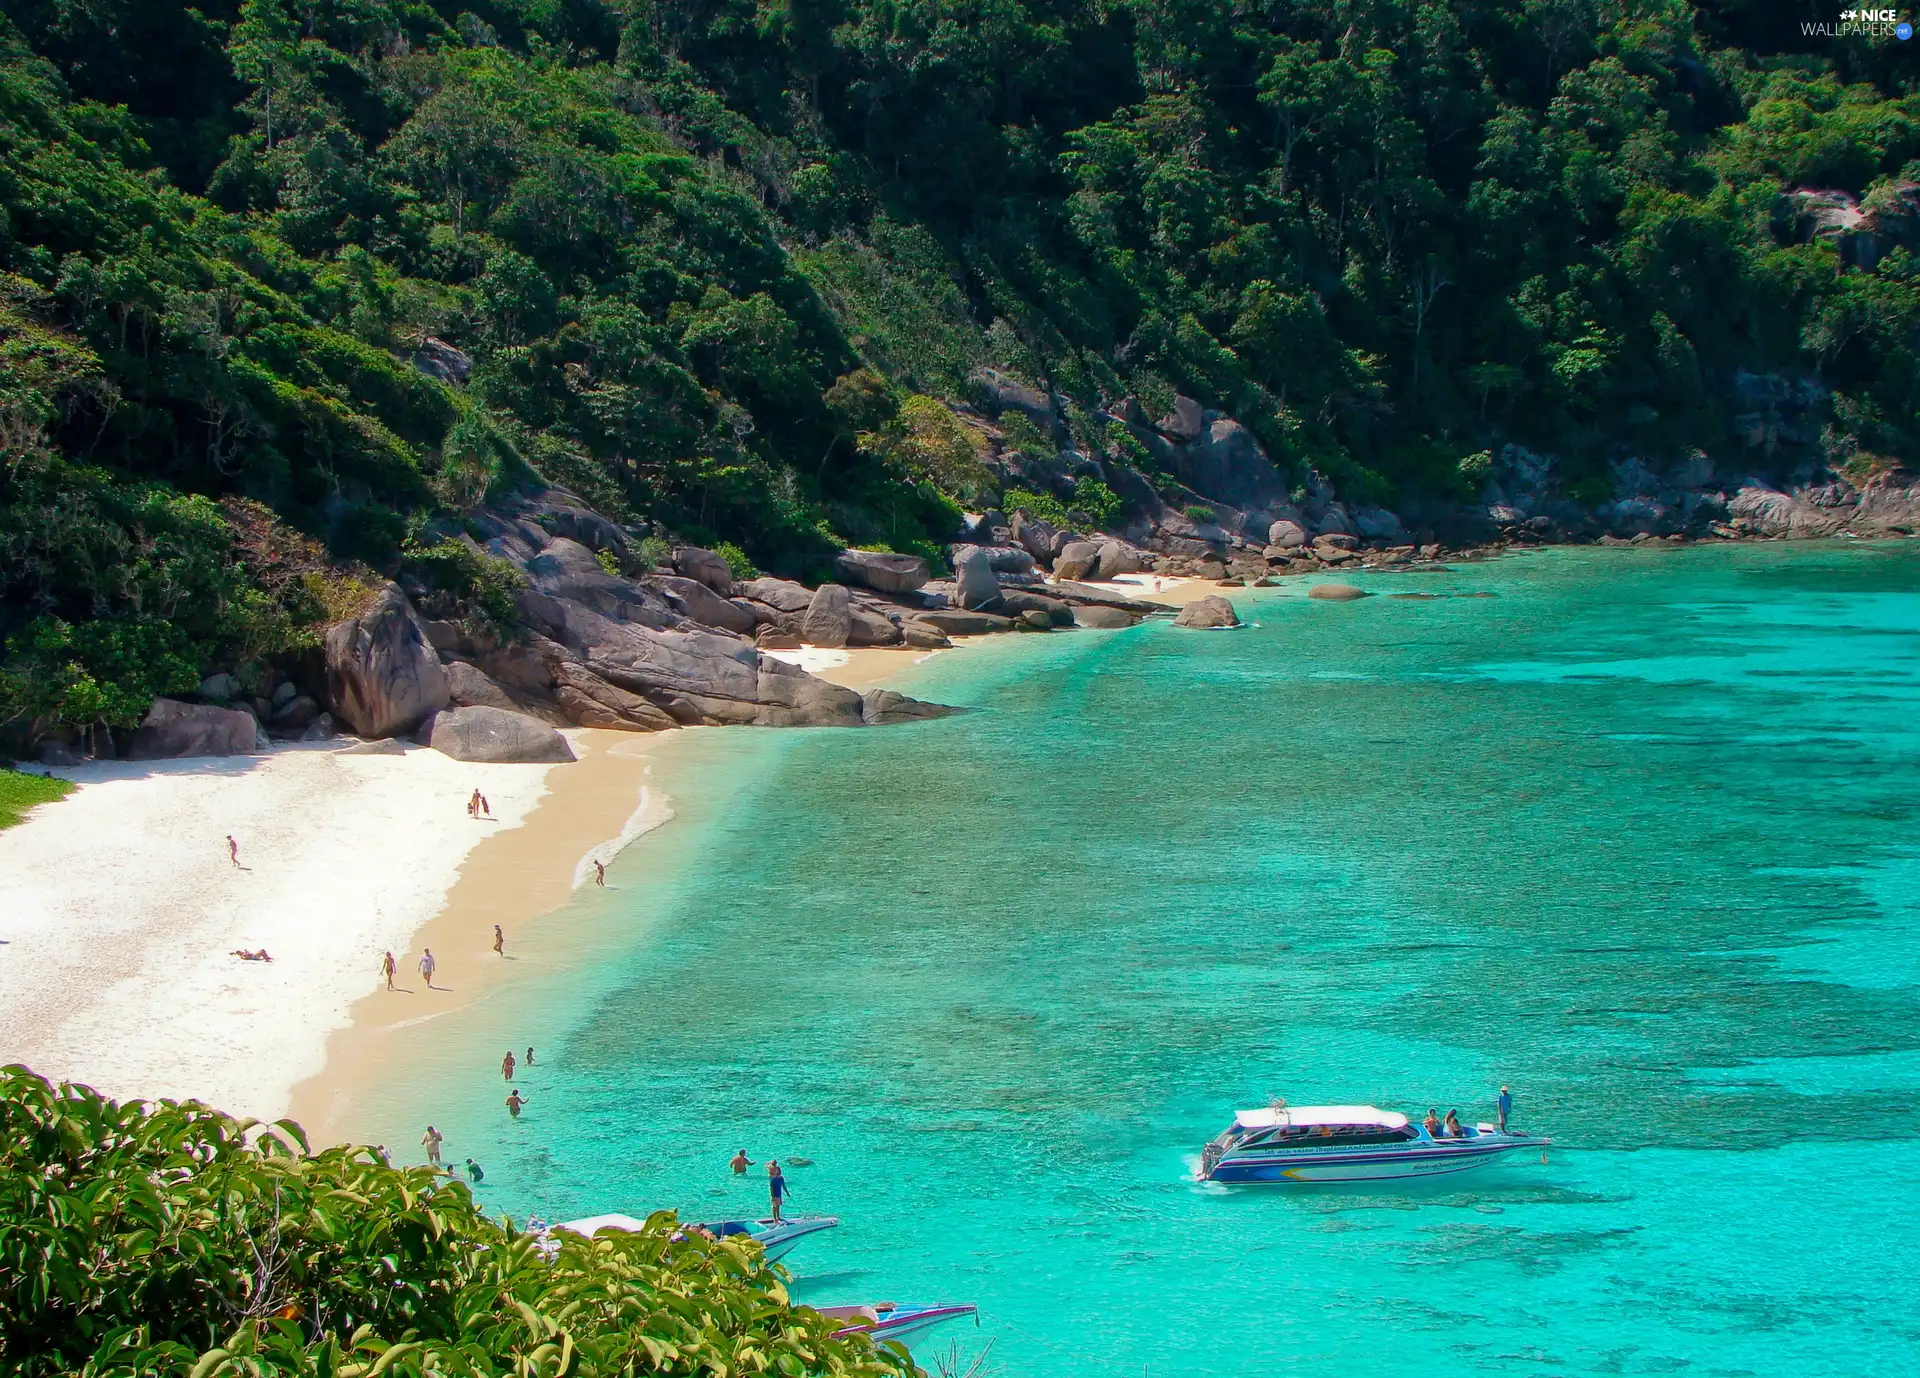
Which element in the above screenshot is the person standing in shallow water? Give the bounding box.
[505,1089,526,1118]
[466,1158,485,1183]
[1498,1085,1513,1132]
[421,1125,443,1166]
[767,1160,787,1222]
[502,1050,516,1081]
[593,859,605,886]
[526,1046,535,1066]
[730,1148,753,1175]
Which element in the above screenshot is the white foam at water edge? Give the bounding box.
[572,776,676,889]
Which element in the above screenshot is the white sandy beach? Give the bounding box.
[0,742,589,1121]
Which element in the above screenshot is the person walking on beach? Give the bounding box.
[502,1050,516,1082]
[1498,1085,1513,1133]
[593,859,605,887]
[421,1126,443,1166]
[226,835,239,867]
[505,1089,526,1118]
[493,924,505,956]
[730,1148,754,1175]
[478,791,492,818]
[767,1160,787,1222]
[418,948,437,988]
[382,951,397,989]
[466,1158,486,1183]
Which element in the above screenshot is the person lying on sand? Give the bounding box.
[231,948,272,962]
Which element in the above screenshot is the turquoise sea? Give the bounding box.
[367,543,1920,1374]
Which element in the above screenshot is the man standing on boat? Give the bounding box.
[767,1159,787,1222]
[1498,1086,1512,1132]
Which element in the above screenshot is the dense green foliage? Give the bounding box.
[0,764,69,826]
[0,1066,912,1377]
[0,0,1914,737]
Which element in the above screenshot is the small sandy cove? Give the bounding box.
[0,578,1211,1138]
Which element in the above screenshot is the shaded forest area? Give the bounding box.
[1,0,1913,729]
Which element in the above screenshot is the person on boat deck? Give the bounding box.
[1423,1108,1442,1138]
[1498,1085,1512,1132]
[767,1160,787,1222]
[1443,1110,1463,1137]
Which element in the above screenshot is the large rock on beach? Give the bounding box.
[952,546,1002,610]
[324,582,450,739]
[848,602,904,646]
[1267,519,1308,549]
[127,698,260,760]
[738,577,816,614]
[1308,582,1372,601]
[834,548,930,593]
[802,584,853,647]
[913,608,1018,636]
[652,574,758,635]
[1073,605,1141,629]
[1171,595,1241,629]
[550,661,677,731]
[673,546,734,595]
[901,620,953,648]
[429,706,576,763]
[1053,540,1101,581]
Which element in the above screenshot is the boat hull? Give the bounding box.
[1206,1137,1549,1184]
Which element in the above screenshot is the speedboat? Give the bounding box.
[1197,1104,1550,1184]
[816,1302,978,1346]
[548,1212,839,1262]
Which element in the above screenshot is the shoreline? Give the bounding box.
[0,576,1216,1143]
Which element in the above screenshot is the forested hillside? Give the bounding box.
[2,0,1916,739]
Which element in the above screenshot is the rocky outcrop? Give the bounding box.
[651,574,758,635]
[1010,511,1069,561]
[848,601,905,646]
[998,590,1075,626]
[1308,583,1372,601]
[902,620,953,648]
[1044,581,1174,614]
[127,698,261,760]
[429,706,576,763]
[952,546,1002,610]
[1267,519,1308,549]
[861,688,961,725]
[914,608,1017,636]
[526,539,677,628]
[324,583,451,739]
[549,660,677,731]
[408,336,472,386]
[1171,595,1241,629]
[833,548,930,593]
[970,367,1061,434]
[802,584,853,647]
[1073,605,1141,629]
[1053,541,1100,581]
[673,546,735,594]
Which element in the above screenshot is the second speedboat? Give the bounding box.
[1197,1104,1550,1184]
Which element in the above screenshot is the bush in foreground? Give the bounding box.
[0,1067,913,1377]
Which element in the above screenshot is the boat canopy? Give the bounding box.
[554,1213,650,1237]
[1232,1105,1409,1131]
